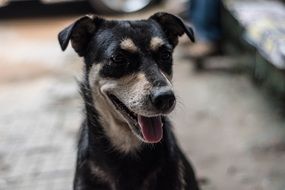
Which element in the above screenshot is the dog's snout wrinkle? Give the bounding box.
[143,63,170,88]
[151,79,167,88]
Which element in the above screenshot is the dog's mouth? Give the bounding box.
[107,94,163,143]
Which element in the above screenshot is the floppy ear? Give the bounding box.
[149,12,195,46]
[58,15,102,56]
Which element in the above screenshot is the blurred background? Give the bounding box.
[0,0,285,189]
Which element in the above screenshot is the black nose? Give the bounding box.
[150,87,176,112]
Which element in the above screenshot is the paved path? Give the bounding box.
[0,15,285,190]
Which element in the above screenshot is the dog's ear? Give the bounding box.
[149,12,195,46]
[58,15,103,56]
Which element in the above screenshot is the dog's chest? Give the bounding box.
[89,147,165,190]
[90,162,160,190]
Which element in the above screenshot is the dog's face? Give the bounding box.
[58,12,194,145]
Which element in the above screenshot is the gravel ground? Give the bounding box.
[0,12,285,190]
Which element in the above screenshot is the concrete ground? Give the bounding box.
[0,11,285,190]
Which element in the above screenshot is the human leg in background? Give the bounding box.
[188,0,222,58]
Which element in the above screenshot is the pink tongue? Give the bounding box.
[138,115,163,143]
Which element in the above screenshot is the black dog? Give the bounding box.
[58,12,199,190]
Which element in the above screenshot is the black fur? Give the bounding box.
[58,12,199,190]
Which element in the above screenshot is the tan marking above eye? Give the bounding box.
[120,38,138,52]
[150,37,164,51]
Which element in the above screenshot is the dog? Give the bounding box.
[58,12,199,190]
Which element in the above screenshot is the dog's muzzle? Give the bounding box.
[106,86,176,144]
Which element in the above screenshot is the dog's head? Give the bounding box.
[58,12,194,145]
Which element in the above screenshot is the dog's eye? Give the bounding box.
[111,54,126,64]
[160,50,171,61]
